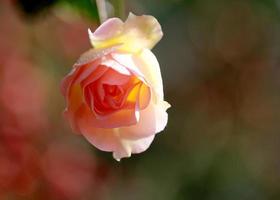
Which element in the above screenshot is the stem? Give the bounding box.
[112,0,125,20]
[96,0,108,23]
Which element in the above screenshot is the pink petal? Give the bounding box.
[112,135,155,161]
[91,18,123,40]
[77,109,155,161]
[74,47,117,67]
[120,100,169,140]
[112,50,164,102]
[100,58,130,75]
[111,53,145,81]
[61,72,75,97]
[98,68,130,85]
[80,65,108,89]
[74,61,100,84]
[80,125,120,153]
[78,104,137,129]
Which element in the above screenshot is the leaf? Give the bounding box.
[60,0,99,20]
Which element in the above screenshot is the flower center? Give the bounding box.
[102,84,125,109]
[83,68,150,118]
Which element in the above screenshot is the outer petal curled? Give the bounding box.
[89,13,163,52]
[78,108,156,161]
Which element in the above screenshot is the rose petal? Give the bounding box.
[89,18,123,41]
[80,65,108,90]
[61,72,75,97]
[89,13,163,52]
[63,83,84,133]
[134,49,164,102]
[124,13,163,50]
[112,49,164,102]
[74,47,116,67]
[79,124,120,153]
[100,59,130,75]
[138,83,151,110]
[78,104,137,129]
[111,53,146,82]
[63,64,102,132]
[61,58,100,106]
[112,135,155,161]
[67,84,83,113]
[120,100,169,140]
[78,115,155,161]
[99,68,130,85]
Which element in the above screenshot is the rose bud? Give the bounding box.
[61,13,170,161]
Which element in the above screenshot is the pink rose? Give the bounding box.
[61,13,170,160]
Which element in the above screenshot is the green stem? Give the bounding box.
[95,0,108,23]
[112,0,125,20]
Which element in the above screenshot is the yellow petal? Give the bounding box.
[89,13,163,53]
[134,48,164,102]
[111,50,163,102]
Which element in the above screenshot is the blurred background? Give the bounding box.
[1,0,280,199]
